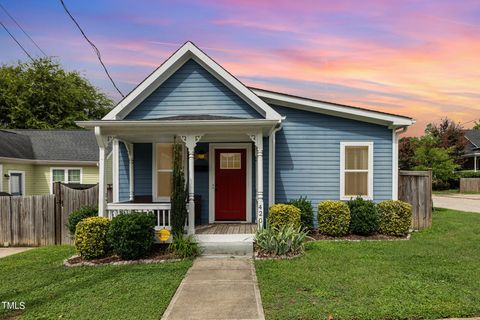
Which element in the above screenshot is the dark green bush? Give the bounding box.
[168,234,201,258]
[317,200,350,236]
[377,200,412,236]
[67,205,98,237]
[287,196,314,229]
[347,197,379,235]
[268,204,301,229]
[75,216,110,260]
[107,212,156,260]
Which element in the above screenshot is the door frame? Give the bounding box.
[8,170,25,196]
[209,143,252,224]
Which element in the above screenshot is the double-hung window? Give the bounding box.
[340,142,373,200]
[154,143,174,201]
[51,168,82,192]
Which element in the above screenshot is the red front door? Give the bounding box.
[215,149,247,221]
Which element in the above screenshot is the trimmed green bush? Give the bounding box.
[268,204,301,229]
[255,225,308,256]
[287,196,314,229]
[317,200,350,236]
[377,200,412,236]
[75,216,110,260]
[67,205,98,237]
[168,234,201,258]
[347,197,379,235]
[107,212,156,260]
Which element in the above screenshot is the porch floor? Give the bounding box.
[195,223,257,235]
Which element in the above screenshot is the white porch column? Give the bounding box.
[249,132,264,230]
[94,127,108,217]
[180,134,203,234]
[125,142,134,201]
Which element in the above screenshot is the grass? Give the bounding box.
[255,209,480,320]
[0,246,192,320]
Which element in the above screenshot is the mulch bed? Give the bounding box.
[64,244,182,267]
[307,232,410,241]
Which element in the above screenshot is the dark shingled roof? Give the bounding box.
[0,130,100,161]
[465,130,480,153]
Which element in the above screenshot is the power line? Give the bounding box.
[0,20,33,61]
[59,0,125,97]
[0,3,47,57]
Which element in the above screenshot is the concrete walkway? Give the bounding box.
[0,247,32,259]
[433,194,480,213]
[161,257,265,320]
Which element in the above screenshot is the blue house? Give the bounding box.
[78,42,414,239]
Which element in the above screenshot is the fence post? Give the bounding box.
[53,182,62,245]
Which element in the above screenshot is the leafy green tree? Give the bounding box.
[473,121,480,130]
[412,136,459,186]
[170,140,188,236]
[425,118,466,165]
[0,58,112,128]
[399,137,418,170]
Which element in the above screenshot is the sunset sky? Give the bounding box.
[1,0,479,135]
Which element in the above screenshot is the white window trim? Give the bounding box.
[340,142,374,201]
[8,170,26,196]
[152,142,178,203]
[209,143,252,224]
[50,167,83,194]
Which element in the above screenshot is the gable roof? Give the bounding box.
[250,87,415,127]
[465,130,480,153]
[0,130,101,162]
[103,41,282,121]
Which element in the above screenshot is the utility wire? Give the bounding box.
[59,0,125,97]
[0,20,33,61]
[0,3,47,57]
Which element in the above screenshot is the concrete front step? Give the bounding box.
[195,234,255,256]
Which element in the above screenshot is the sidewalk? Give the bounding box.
[0,247,32,258]
[433,194,480,213]
[161,257,265,320]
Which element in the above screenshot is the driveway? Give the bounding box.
[433,194,480,213]
[0,247,32,258]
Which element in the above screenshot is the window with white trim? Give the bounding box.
[155,143,174,201]
[340,142,373,200]
[51,168,82,186]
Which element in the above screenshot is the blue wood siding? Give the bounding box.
[118,142,129,201]
[125,59,262,120]
[134,143,152,196]
[273,106,393,211]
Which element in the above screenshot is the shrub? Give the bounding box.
[168,234,201,258]
[287,196,314,229]
[75,216,110,260]
[255,225,308,256]
[107,212,156,260]
[171,140,188,236]
[347,197,379,235]
[67,205,98,237]
[377,200,412,236]
[317,201,350,236]
[268,204,301,229]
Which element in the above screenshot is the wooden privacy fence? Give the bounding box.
[460,178,480,193]
[0,183,98,246]
[398,170,432,230]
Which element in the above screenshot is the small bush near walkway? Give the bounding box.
[107,212,156,260]
[378,200,412,236]
[268,204,301,229]
[288,196,314,229]
[168,234,201,258]
[255,225,308,257]
[75,216,111,260]
[347,197,379,235]
[67,205,98,237]
[317,200,350,236]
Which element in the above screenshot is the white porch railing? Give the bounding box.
[106,202,171,230]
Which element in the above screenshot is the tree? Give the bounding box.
[473,121,480,130]
[0,58,113,128]
[424,118,467,165]
[399,137,418,170]
[170,140,188,236]
[412,136,459,187]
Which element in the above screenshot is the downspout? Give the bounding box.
[269,120,284,207]
[392,126,408,200]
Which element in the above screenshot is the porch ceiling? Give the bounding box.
[77,119,278,141]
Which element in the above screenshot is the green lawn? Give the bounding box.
[0,246,192,320]
[255,209,480,320]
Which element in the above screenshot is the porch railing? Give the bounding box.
[106,202,171,230]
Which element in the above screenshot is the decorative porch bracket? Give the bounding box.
[180,134,203,234]
[248,132,264,230]
[94,126,110,217]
